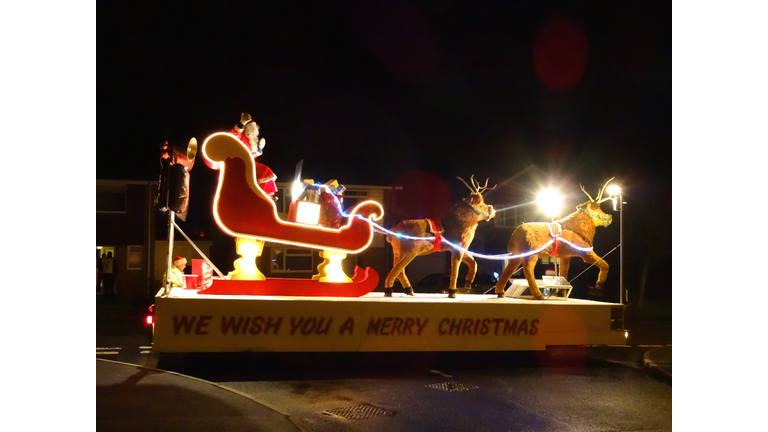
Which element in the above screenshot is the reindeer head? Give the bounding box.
[457,175,497,221]
[576,177,615,227]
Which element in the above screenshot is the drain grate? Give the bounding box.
[425,381,479,392]
[322,404,394,420]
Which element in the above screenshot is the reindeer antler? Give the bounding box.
[580,183,595,202]
[458,175,497,195]
[596,177,616,203]
[457,176,476,193]
[581,178,616,203]
[476,178,497,195]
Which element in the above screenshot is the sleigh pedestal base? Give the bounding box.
[151,289,626,354]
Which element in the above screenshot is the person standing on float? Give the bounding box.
[163,256,187,288]
[230,112,278,198]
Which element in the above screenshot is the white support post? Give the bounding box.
[619,195,624,305]
[164,211,176,296]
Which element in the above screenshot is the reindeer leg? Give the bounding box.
[396,272,414,296]
[385,249,420,296]
[523,257,544,300]
[582,251,609,290]
[461,253,477,290]
[447,250,464,298]
[494,259,521,298]
[384,249,402,297]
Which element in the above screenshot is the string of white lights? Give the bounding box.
[314,183,594,260]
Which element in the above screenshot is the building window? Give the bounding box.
[494,204,534,228]
[342,189,369,212]
[127,246,142,270]
[495,205,517,227]
[270,248,313,273]
[96,184,127,213]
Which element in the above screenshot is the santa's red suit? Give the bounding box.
[229,126,278,196]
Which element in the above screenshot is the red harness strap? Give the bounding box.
[546,222,562,257]
[427,219,443,253]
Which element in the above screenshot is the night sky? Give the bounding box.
[95,1,672,299]
[98,1,670,185]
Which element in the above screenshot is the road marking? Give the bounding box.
[140,351,151,354]
[606,345,632,348]
[96,347,121,351]
[638,344,664,347]
[96,351,120,355]
[139,346,153,350]
[430,370,453,378]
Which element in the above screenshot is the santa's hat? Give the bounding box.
[173,256,187,266]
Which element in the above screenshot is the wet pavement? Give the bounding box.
[97,359,305,432]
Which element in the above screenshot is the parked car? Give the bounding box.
[414,272,499,294]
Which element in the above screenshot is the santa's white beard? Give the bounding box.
[244,125,260,148]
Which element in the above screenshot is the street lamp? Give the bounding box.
[606,184,625,305]
[537,188,562,219]
[537,188,562,276]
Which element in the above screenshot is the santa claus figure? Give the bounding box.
[230,112,278,197]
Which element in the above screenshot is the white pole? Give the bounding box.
[619,195,624,305]
[164,211,176,296]
[551,217,558,279]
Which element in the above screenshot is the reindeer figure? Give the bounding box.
[493,178,616,300]
[385,176,496,298]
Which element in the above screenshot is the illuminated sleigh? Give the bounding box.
[198,132,384,297]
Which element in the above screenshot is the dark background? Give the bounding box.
[97,1,671,301]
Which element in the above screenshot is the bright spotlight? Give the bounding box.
[537,189,562,218]
[607,184,621,196]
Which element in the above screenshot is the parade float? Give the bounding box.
[150,122,627,354]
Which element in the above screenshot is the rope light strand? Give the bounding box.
[310,184,594,260]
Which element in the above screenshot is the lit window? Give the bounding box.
[127,246,142,270]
